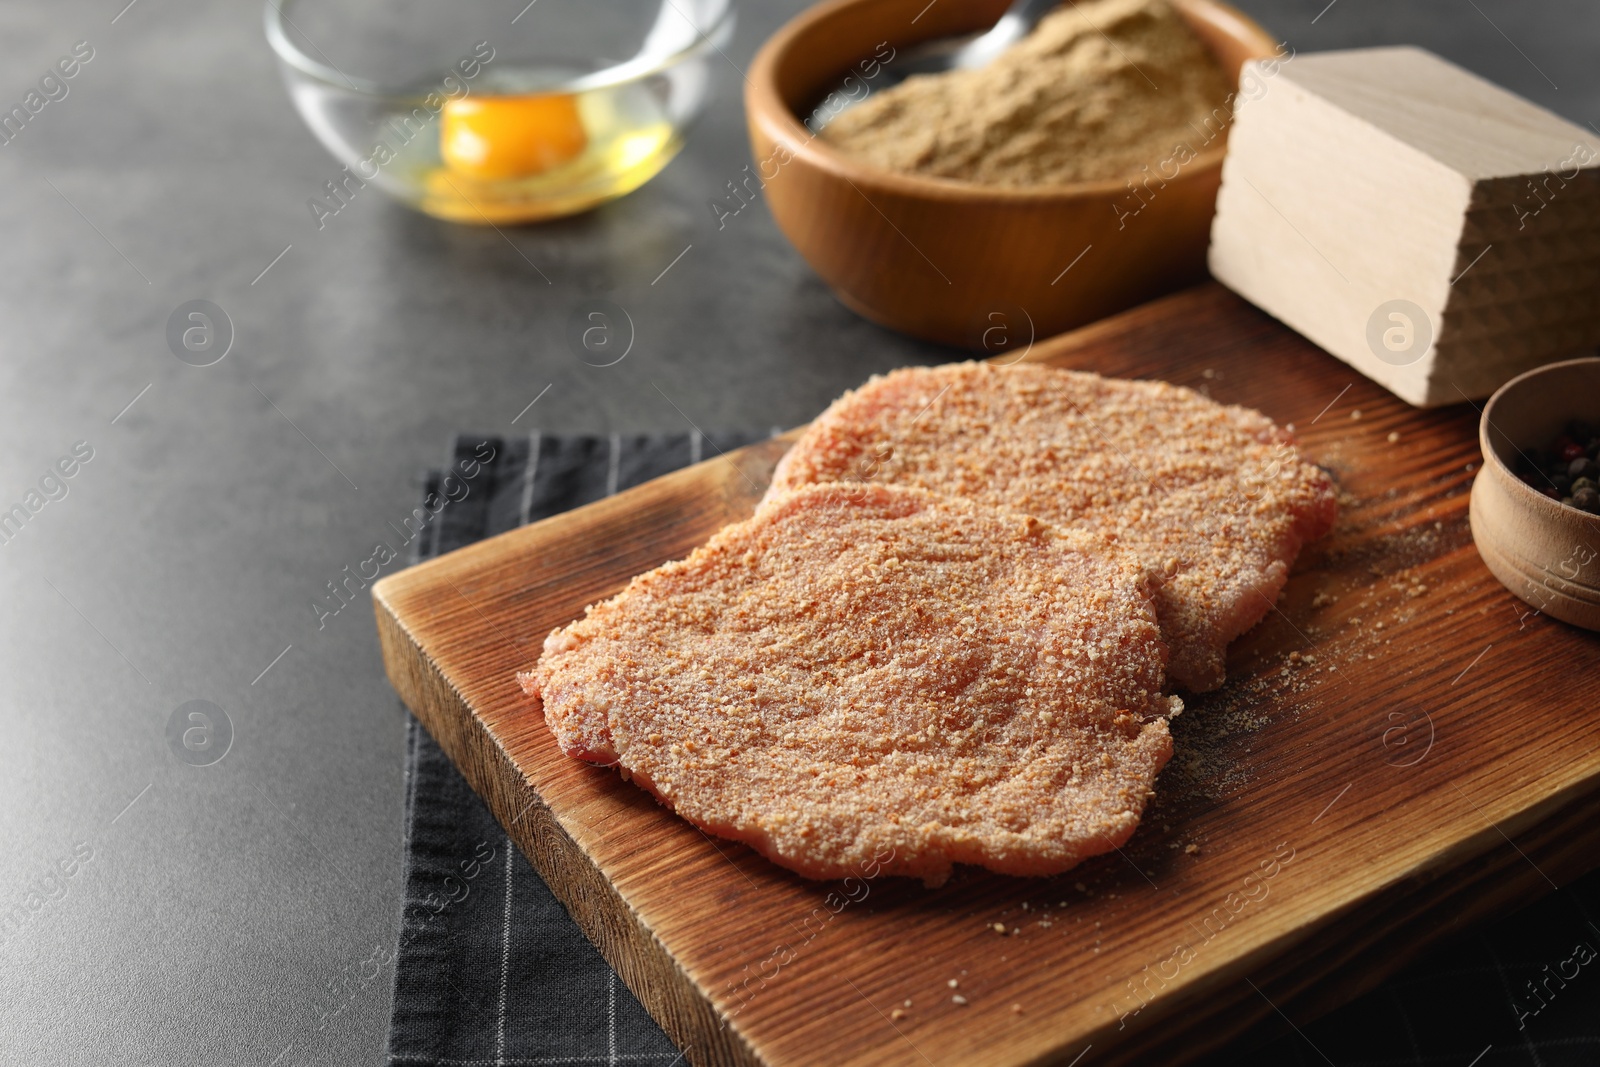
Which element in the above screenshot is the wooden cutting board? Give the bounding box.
[372,284,1600,1067]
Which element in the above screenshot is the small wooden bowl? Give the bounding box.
[1470,357,1600,631]
[745,0,1276,347]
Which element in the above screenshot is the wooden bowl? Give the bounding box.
[745,0,1276,347]
[1470,357,1600,631]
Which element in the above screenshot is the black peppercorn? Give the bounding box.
[1517,426,1600,515]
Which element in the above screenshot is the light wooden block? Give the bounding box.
[1209,46,1600,407]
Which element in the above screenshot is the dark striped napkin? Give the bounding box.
[387,431,761,1067]
[388,433,1600,1067]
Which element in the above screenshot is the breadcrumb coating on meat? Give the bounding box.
[766,363,1337,692]
[523,484,1177,886]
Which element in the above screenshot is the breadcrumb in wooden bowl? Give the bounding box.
[744,0,1278,346]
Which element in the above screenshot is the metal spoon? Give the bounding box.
[806,0,1063,132]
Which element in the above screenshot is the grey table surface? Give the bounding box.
[0,1,1595,1064]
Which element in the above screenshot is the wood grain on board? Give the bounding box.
[372,283,1600,1067]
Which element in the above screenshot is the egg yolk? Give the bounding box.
[440,95,588,181]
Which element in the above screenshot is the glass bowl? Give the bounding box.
[265,0,734,224]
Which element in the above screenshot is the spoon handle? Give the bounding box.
[957,0,1061,69]
[806,0,1059,130]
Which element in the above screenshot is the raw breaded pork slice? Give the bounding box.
[523,483,1179,886]
[767,363,1338,693]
